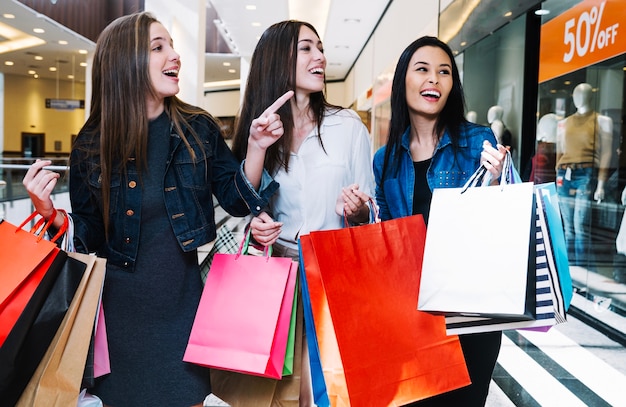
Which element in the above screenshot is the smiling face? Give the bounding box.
[295,25,326,96]
[404,45,453,120]
[148,22,180,103]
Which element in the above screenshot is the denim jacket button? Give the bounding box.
[126,209,134,216]
[124,237,131,244]
[255,206,261,211]
[128,180,137,188]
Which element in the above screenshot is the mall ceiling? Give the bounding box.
[0,0,391,88]
[0,0,556,89]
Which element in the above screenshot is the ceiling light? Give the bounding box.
[251,22,261,27]
[34,74,39,78]
[4,61,13,66]
[245,5,256,10]
[2,14,15,19]
[228,69,236,73]
[49,67,57,71]
[460,41,467,47]
[34,55,43,60]
[28,70,36,74]
[0,22,46,54]
[223,62,231,66]
[33,28,45,34]
[504,11,512,17]
[79,49,87,54]
[58,40,68,45]
[203,78,241,90]
[535,9,550,16]
[79,62,87,67]
[68,74,74,79]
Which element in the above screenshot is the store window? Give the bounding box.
[536,0,626,320]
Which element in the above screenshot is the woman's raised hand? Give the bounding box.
[248,90,294,150]
[22,159,59,219]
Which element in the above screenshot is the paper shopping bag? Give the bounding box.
[209,296,304,407]
[93,300,110,378]
[16,253,106,407]
[0,253,86,405]
[304,215,470,406]
[299,235,348,407]
[0,212,68,346]
[445,191,567,334]
[184,242,297,379]
[535,183,572,310]
[419,182,537,319]
[282,277,298,377]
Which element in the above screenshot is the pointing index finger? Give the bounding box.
[262,90,294,117]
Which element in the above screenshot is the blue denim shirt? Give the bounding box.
[373,122,497,221]
[68,115,278,271]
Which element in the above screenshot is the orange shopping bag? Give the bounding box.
[301,214,470,406]
[299,235,349,407]
[0,212,68,346]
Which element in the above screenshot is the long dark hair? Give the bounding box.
[382,36,467,176]
[231,20,341,174]
[79,11,214,236]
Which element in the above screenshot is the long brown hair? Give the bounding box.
[79,11,213,236]
[230,20,341,174]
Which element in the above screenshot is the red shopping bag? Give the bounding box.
[299,235,349,406]
[0,212,68,346]
[302,215,470,406]
[184,241,297,379]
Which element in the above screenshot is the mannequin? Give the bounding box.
[556,83,613,200]
[487,105,512,148]
[555,82,613,267]
[530,113,560,184]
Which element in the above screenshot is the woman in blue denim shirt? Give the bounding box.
[23,12,289,407]
[373,36,507,406]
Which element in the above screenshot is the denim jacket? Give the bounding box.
[68,115,278,271]
[373,122,497,221]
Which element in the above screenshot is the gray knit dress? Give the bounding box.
[91,111,211,406]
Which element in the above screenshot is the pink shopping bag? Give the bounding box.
[184,245,297,379]
[93,301,110,378]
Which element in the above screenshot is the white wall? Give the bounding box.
[145,0,206,106]
[203,90,241,117]
[345,0,439,107]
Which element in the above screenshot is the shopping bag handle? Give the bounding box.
[461,150,519,194]
[16,209,69,243]
[236,227,273,259]
[342,197,380,227]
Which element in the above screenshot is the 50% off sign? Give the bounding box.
[563,1,619,62]
[539,0,625,83]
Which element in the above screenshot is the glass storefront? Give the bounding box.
[451,0,626,335]
[536,0,626,324]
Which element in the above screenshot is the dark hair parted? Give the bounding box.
[78,11,216,236]
[230,20,341,174]
[382,36,467,176]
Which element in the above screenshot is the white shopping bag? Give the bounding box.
[418,181,536,319]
